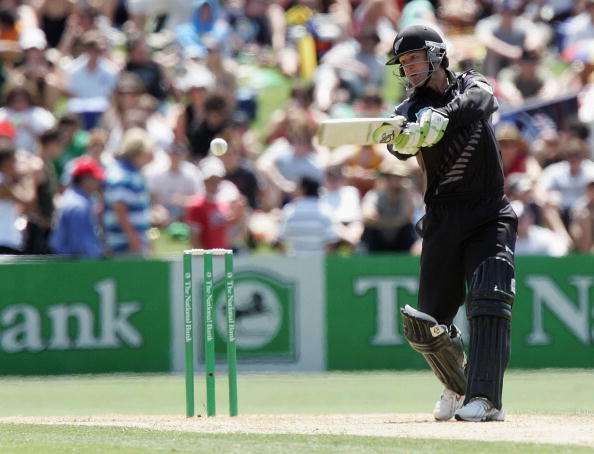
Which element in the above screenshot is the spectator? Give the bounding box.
[264,81,322,145]
[226,0,275,49]
[101,72,146,157]
[278,176,339,255]
[126,0,194,31]
[352,86,389,117]
[35,0,74,49]
[57,3,99,58]
[513,200,569,256]
[146,141,203,223]
[227,110,260,160]
[104,128,153,255]
[0,145,33,254]
[539,138,594,226]
[204,37,238,105]
[506,173,544,225]
[0,0,588,261]
[14,27,61,110]
[314,27,384,111]
[173,65,215,153]
[1,0,38,37]
[61,127,107,186]
[175,0,231,59]
[341,144,389,196]
[138,93,174,152]
[218,130,262,209]
[50,157,105,258]
[24,129,62,254]
[396,0,438,30]
[125,33,170,102]
[186,91,231,160]
[186,155,231,249]
[506,172,572,249]
[257,110,325,206]
[531,122,564,168]
[497,50,558,105]
[0,8,19,46]
[361,159,417,253]
[495,122,541,179]
[559,0,594,51]
[0,82,55,153]
[63,30,119,129]
[570,175,594,253]
[0,119,16,148]
[320,164,363,250]
[475,0,548,78]
[53,114,89,181]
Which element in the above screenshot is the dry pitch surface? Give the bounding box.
[2,413,593,447]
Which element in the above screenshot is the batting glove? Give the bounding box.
[416,107,449,147]
[391,123,422,156]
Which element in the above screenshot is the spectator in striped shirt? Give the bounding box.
[103,128,153,255]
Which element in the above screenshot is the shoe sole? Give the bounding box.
[454,411,505,422]
[434,414,455,422]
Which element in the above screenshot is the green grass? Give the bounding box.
[0,424,591,454]
[0,370,591,417]
[0,371,592,453]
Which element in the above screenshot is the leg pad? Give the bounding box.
[401,305,467,395]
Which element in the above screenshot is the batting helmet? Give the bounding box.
[386,25,447,76]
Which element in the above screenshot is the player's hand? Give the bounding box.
[416,107,449,147]
[371,115,407,144]
[391,124,422,156]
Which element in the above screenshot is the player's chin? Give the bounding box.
[410,77,426,88]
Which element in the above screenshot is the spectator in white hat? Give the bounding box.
[14,28,60,110]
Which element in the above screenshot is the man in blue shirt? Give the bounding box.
[50,157,104,258]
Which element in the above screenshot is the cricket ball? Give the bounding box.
[210,138,228,156]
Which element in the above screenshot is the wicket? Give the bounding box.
[183,248,238,417]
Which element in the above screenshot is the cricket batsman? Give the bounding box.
[385,25,518,422]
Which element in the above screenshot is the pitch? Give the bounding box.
[0,370,592,453]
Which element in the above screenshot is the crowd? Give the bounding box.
[0,0,593,257]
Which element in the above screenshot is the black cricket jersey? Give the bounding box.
[391,70,505,206]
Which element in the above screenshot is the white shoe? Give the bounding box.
[454,397,505,422]
[433,388,464,421]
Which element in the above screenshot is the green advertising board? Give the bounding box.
[0,258,170,374]
[512,256,594,368]
[326,255,424,370]
[211,269,295,361]
[326,255,594,370]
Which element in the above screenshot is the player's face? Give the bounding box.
[399,50,431,87]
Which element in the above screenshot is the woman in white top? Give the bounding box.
[0,83,55,154]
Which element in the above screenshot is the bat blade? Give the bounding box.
[317,117,406,147]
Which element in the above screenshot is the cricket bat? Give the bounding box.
[317,116,406,147]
